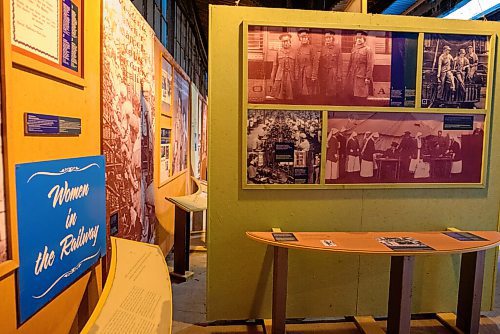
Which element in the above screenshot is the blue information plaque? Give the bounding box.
[25,113,81,136]
[15,156,106,323]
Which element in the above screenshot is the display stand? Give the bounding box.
[81,237,172,334]
[166,177,208,282]
[247,230,500,334]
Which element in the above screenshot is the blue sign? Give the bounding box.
[444,115,474,130]
[15,156,106,323]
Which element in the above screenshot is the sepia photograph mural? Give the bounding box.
[247,25,418,107]
[247,109,322,184]
[172,71,189,175]
[421,33,489,109]
[161,57,173,115]
[325,112,485,184]
[102,0,156,243]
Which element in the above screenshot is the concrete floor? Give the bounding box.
[170,252,500,333]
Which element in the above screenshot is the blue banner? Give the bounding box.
[390,33,406,107]
[16,156,106,323]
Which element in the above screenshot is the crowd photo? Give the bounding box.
[422,34,489,109]
[325,112,485,184]
[247,25,417,107]
[247,109,321,184]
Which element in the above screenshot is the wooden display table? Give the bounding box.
[81,237,172,334]
[246,231,500,334]
[166,177,208,281]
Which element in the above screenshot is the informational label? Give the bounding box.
[160,128,171,183]
[443,232,487,241]
[16,156,106,323]
[25,113,59,134]
[110,212,119,236]
[25,113,81,135]
[272,232,298,242]
[377,237,434,251]
[59,116,81,134]
[390,32,418,108]
[88,238,171,334]
[443,115,474,130]
[70,2,79,71]
[160,128,170,145]
[61,0,72,68]
[275,142,294,163]
[11,0,60,63]
[321,240,336,247]
[294,167,308,184]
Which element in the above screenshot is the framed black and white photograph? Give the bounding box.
[247,109,322,185]
[421,34,490,109]
[325,112,485,185]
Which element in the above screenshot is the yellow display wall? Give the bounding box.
[208,5,500,320]
[154,40,189,255]
[0,0,102,333]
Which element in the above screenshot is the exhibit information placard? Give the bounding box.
[24,112,81,135]
[15,156,106,323]
[11,0,82,76]
[160,128,171,183]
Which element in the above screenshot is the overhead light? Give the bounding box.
[440,0,500,19]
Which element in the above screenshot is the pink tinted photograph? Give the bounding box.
[325,112,485,185]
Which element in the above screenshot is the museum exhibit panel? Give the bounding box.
[1,0,500,333]
[209,4,500,333]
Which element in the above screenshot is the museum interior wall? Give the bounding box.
[207,5,500,320]
[0,0,102,332]
[0,0,203,331]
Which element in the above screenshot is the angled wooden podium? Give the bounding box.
[247,231,500,334]
[166,177,207,281]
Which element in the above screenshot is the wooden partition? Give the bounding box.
[208,5,500,320]
[0,0,102,332]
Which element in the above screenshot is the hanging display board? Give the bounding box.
[10,0,83,77]
[172,71,189,176]
[191,83,200,179]
[243,23,494,189]
[161,57,173,116]
[15,156,106,324]
[0,41,6,264]
[209,6,500,322]
[102,0,156,243]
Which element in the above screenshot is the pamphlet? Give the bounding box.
[321,240,336,247]
[377,237,434,251]
[272,232,298,242]
[443,232,487,242]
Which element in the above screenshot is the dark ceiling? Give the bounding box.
[192,0,397,50]
[190,0,464,61]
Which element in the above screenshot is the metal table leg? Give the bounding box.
[272,246,288,334]
[456,250,485,334]
[387,256,415,334]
